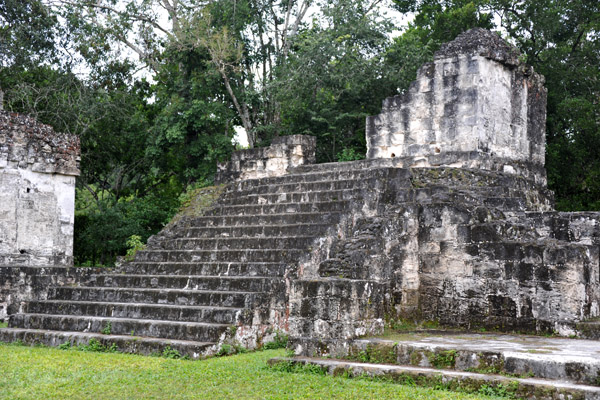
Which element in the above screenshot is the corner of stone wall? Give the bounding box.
[215,135,316,183]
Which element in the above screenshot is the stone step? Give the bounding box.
[221,180,373,199]
[155,236,316,251]
[0,328,214,359]
[228,165,407,191]
[134,248,305,263]
[483,196,527,211]
[187,212,342,227]
[288,159,379,174]
[50,287,264,308]
[25,300,248,325]
[9,313,230,342]
[413,187,539,206]
[204,200,351,215]
[465,218,596,244]
[506,211,600,245]
[268,357,600,400]
[180,223,333,239]
[120,261,287,276]
[466,239,592,262]
[88,274,281,292]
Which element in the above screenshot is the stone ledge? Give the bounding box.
[268,356,600,400]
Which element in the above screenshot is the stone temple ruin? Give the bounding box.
[1,29,600,371]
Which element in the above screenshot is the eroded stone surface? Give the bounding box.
[0,111,80,266]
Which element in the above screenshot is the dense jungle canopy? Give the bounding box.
[1,0,598,265]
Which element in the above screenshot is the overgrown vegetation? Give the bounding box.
[1,0,598,266]
[262,331,289,350]
[0,344,509,399]
[58,338,118,353]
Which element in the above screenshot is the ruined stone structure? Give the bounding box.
[0,112,80,321]
[366,30,546,185]
[1,29,599,364]
[0,111,80,266]
[216,135,316,183]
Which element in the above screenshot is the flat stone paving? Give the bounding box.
[363,331,600,362]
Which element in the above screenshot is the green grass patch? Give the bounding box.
[0,344,507,399]
[0,322,7,329]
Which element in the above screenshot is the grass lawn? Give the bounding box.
[0,343,506,400]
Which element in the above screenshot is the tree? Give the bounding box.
[0,0,58,108]
[273,0,400,161]
[55,0,315,148]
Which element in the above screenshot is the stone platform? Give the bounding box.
[270,331,600,399]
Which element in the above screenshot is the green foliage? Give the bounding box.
[390,319,417,331]
[347,344,397,365]
[216,344,233,357]
[101,322,112,335]
[337,148,365,162]
[0,321,7,329]
[74,187,180,266]
[270,361,328,376]
[477,383,514,398]
[124,235,145,262]
[161,346,182,360]
[58,342,72,350]
[427,350,457,369]
[263,332,289,350]
[273,0,399,162]
[216,343,249,357]
[0,0,58,69]
[77,339,118,353]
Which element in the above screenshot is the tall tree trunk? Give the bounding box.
[219,68,255,147]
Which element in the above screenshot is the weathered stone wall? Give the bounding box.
[216,135,316,183]
[0,111,80,266]
[366,28,547,185]
[289,167,600,356]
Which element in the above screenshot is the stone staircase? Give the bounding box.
[0,162,379,357]
[1,160,599,362]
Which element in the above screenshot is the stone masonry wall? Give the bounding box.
[289,167,600,356]
[0,111,80,266]
[366,28,547,185]
[216,135,316,183]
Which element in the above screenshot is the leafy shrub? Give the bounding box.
[337,148,365,162]
[124,235,145,262]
